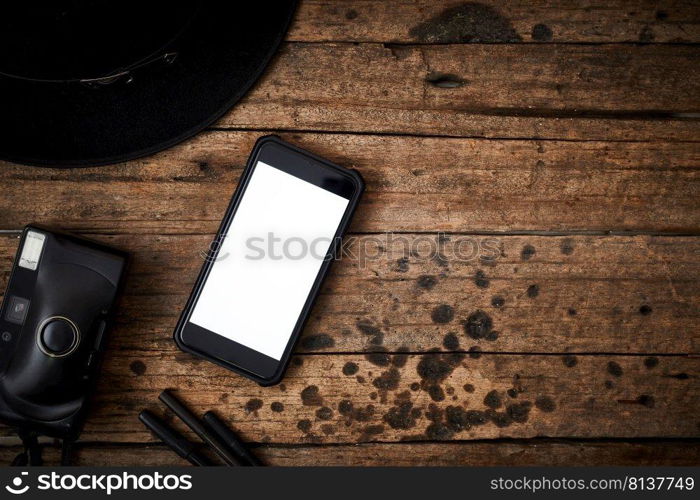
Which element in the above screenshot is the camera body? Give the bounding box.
[0,226,127,438]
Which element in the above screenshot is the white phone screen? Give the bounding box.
[189,161,350,360]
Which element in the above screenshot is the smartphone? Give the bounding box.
[174,136,364,385]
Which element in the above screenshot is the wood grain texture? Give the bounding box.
[1,131,698,233]
[289,0,700,44]
[73,353,700,443]
[0,0,698,466]
[3,232,697,355]
[217,43,700,140]
[2,440,699,466]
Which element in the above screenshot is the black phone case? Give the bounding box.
[174,135,364,385]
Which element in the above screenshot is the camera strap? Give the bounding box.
[10,428,75,466]
[11,429,42,466]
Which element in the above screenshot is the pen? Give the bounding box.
[138,410,211,466]
[203,411,263,466]
[159,390,241,466]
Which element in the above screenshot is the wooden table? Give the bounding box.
[1,1,699,466]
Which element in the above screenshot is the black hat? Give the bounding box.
[0,2,297,167]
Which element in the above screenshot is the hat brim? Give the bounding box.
[0,2,297,167]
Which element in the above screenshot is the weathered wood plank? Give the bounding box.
[75,353,700,442]
[1,440,699,466]
[217,43,700,140]
[1,233,698,354]
[289,0,700,44]
[1,132,698,233]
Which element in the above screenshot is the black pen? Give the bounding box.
[138,410,211,466]
[203,411,263,466]
[159,390,241,466]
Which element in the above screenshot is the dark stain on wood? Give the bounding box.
[417,275,437,290]
[638,395,656,408]
[445,406,469,431]
[506,401,532,423]
[561,239,575,255]
[270,402,284,413]
[301,333,335,350]
[426,405,442,423]
[392,348,410,368]
[338,400,354,417]
[356,319,384,346]
[474,269,490,288]
[607,361,624,377]
[425,421,454,440]
[562,355,578,368]
[359,424,385,442]
[129,360,146,376]
[463,383,475,393]
[373,367,401,391]
[467,410,489,426]
[366,348,392,367]
[490,411,512,428]
[297,419,312,433]
[484,390,503,409]
[443,332,460,350]
[426,72,467,88]
[301,386,323,406]
[384,401,420,429]
[535,396,556,412]
[417,349,463,383]
[468,346,482,358]
[316,407,334,420]
[245,398,263,413]
[395,257,409,273]
[409,2,522,43]
[464,310,494,339]
[521,244,536,260]
[491,295,505,308]
[644,357,659,369]
[356,319,382,336]
[428,384,446,402]
[431,304,455,323]
[531,23,553,41]
[342,361,360,376]
[339,400,375,423]
[527,284,540,298]
[639,305,653,315]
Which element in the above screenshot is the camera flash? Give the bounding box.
[19,230,45,271]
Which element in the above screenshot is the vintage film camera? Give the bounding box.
[0,226,127,439]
